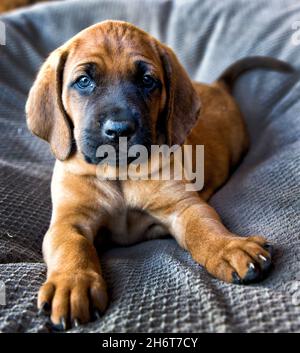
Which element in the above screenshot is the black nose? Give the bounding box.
[102,119,136,141]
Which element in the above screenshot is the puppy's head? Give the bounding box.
[26,21,200,164]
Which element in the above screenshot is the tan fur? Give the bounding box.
[0,0,47,13]
[26,21,272,328]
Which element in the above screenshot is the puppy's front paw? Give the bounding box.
[38,270,108,331]
[205,236,273,284]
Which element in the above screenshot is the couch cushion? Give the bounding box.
[0,0,299,332]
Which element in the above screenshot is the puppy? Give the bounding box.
[26,20,292,330]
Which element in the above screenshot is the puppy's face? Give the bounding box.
[62,25,165,164]
[26,21,201,164]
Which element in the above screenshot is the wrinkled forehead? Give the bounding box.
[65,22,162,76]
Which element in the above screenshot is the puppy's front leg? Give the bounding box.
[39,223,107,329]
[141,181,273,284]
[168,197,273,284]
[38,165,109,329]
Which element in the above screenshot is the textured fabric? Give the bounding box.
[0,0,299,333]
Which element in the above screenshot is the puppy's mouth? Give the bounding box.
[83,152,147,166]
[79,119,153,166]
[81,139,152,166]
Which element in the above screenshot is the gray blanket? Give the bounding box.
[0,0,299,333]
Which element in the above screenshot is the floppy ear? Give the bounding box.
[158,44,201,145]
[25,48,72,161]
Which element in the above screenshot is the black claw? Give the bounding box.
[260,255,272,273]
[231,244,274,286]
[38,302,51,316]
[72,318,81,328]
[61,317,67,331]
[243,263,261,284]
[47,322,64,332]
[263,243,274,256]
[232,271,242,284]
[261,260,274,281]
[260,243,274,276]
[48,317,68,332]
[93,308,102,321]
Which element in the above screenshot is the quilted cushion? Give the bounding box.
[0,0,299,332]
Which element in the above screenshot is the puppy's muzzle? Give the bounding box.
[100,104,138,144]
[102,119,136,142]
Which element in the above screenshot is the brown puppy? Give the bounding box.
[26,20,291,330]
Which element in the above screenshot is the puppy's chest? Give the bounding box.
[104,207,169,246]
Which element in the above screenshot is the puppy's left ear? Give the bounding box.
[158,44,201,145]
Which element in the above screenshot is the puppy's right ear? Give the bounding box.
[26,48,72,161]
[158,43,201,146]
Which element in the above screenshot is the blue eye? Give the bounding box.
[75,75,95,92]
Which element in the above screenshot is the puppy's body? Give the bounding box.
[189,80,249,200]
[26,21,292,330]
[52,79,246,247]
